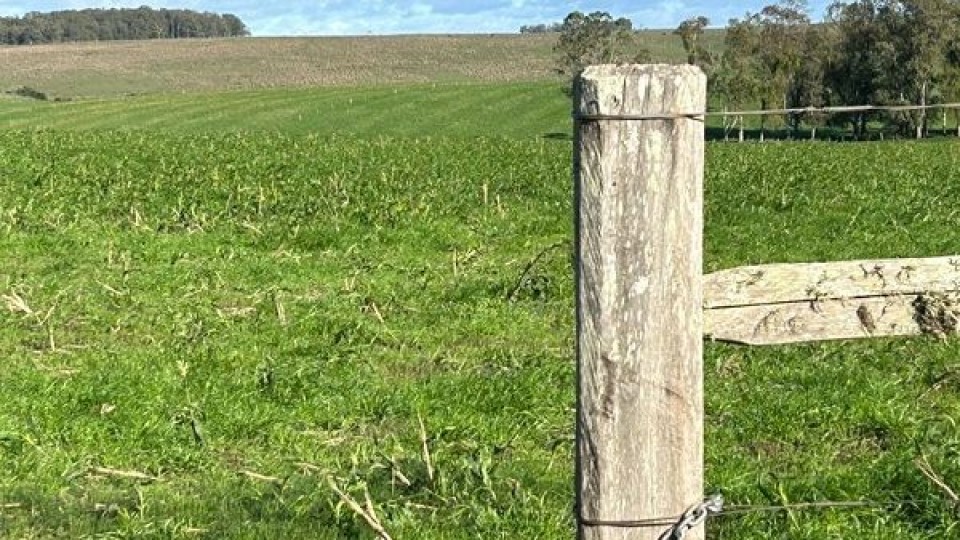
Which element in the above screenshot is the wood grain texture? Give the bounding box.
[575,64,706,540]
[704,256,960,308]
[703,256,960,345]
[705,294,924,345]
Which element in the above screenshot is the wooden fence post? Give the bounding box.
[574,65,707,540]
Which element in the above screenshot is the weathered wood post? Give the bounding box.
[574,65,707,540]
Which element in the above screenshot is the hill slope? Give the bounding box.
[0,31,723,99]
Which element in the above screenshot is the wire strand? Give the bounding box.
[579,499,923,529]
[574,102,960,122]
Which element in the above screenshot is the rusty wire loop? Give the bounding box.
[667,494,725,540]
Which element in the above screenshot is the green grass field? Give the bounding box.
[3,123,960,539]
[8,78,950,142]
[0,82,571,137]
[1,33,960,539]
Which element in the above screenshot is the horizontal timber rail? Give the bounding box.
[703,255,960,345]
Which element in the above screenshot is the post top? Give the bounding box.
[574,64,707,119]
[578,63,705,81]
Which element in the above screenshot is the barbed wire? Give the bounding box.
[574,101,960,122]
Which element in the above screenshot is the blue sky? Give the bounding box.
[0,1,834,36]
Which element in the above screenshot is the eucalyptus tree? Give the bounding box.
[825,0,960,137]
[788,23,837,138]
[554,11,649,78]
[712,17,764,140]
[943,29,960,135]
[674,16,712,67]
[824,1,900,137]
[894,0,960,137]
[754,0,813,137]
[712,2,816,140]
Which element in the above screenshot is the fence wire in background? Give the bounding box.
[575,101,960,122]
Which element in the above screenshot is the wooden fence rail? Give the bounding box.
[705,255,960,345]
[572,64,960,539]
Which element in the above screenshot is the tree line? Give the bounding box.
[547,1,960,140]
[0,7,249,45]
[519,23,563,34]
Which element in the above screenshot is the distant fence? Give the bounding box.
[579,96,960,141]
[717,102,960,117]
[572,64,960,540]
[577,101,960,121]
[713,102,960,141]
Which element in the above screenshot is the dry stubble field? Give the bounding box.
[0,35,560,98]
[0,30,724,99]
